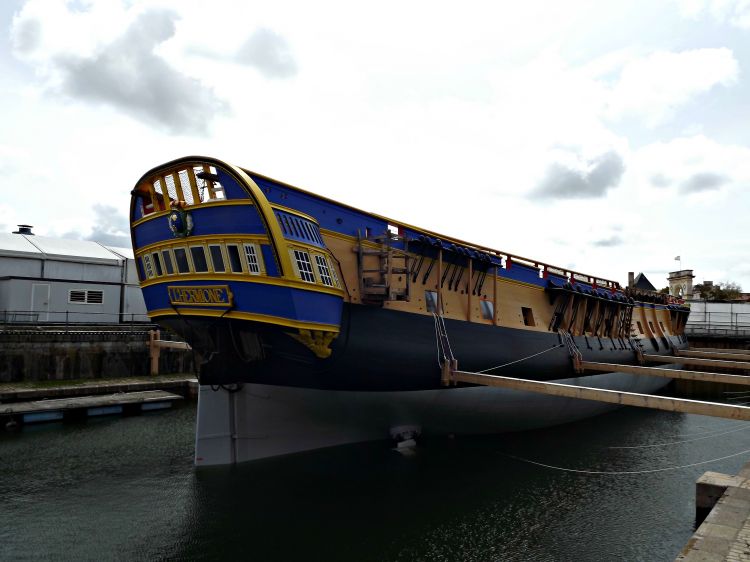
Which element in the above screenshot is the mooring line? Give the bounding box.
[505,447,750,475]
[608,423,749,449]
[477,344,564,374]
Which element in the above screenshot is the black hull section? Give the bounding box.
[158,304,687,391]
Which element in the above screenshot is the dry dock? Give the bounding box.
[677,461,750,561]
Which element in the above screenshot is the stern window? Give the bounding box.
[142,255,155,278]
[314,255,333,286]
[227,244,243,273]
[209,245,226,273]
[161,250,174,275]
[244,244,261,274]
[174,248,190,274]
[151,252,163,276]
[293,250,315,283]
[190,246,209,273]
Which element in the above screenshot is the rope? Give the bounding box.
[505,446,750,475]
[608,423,748,449]
[477,344,564,374]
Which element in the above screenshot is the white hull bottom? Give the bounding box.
[195,372,671,466]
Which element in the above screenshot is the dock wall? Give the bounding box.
[0,329,194,382]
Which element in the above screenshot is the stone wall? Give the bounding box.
[0,330,194,382]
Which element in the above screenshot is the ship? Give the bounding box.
[129,156,690,466]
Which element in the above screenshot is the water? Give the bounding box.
[2,403,749,561]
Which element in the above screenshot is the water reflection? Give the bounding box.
[1,403,749,561]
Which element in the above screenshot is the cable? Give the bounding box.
[505,447,750,475]
[477,344,564,374]
[608,423,749,449]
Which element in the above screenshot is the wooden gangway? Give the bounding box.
[441,346,750,421]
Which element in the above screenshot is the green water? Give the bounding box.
[1,402,749,561]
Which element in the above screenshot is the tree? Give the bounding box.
[694,281,743,301]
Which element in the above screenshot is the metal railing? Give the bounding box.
[0,309,151,330]
[686,311,750,338]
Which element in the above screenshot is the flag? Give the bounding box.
[674,256,680,261]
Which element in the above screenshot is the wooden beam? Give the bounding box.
[581,361,750,386]
[451,369,750,421]
[691,347,750,355]
[643,354,750,371]
[677,349,750,361]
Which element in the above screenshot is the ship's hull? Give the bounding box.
[194,369,673,466]
[160,303,684,391]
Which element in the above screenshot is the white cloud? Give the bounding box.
[606,48,739,126]
[677,0,750,28]
[11,1,227,134]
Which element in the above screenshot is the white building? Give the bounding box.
[0,228,147,324]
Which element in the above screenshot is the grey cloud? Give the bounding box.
[592,235,623,247]
[680,172,729,194]
[12,17,42,54]
[53,9,226,135]
[650,173,672,188]
[531,151,625,199]
[235,28,297,78]
[85,204,130,248]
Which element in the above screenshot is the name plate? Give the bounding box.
[168,285,233,307]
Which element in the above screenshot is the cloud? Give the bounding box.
[235,28,297,78]
[606,48,739,126]
[531,150,625,199]
[12,7,227,135]
[85,204,130,247]
[11,17,42,55]
[592,235,624,247]
[677,0,750,29]
[680,172,730,193]
[650,173,672,187]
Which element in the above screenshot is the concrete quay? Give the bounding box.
[677,461,750,561]
[0,374,198,402]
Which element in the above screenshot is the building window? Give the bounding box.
[480,300,494,320]
[293,250,315,282]
[174,248,190,273]
[190,246,209,272]
[314,255,333,286]
[142,254,155,278]
[209,245,226,273]
[227,244,243,273]
[68,290,104,304]
[244,244,261,274]
[521,307,535,326]
[161,250,174,275]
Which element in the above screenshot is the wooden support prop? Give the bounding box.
[149,330,191,375]
[691,347,750,355]
[677,349,750,361]
[643,354,750,371]
[581,361,750,386]
[450,369,750,421]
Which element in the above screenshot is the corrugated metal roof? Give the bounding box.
[0,233,124,264]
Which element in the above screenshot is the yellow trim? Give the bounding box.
[147,307,340,333]
[227,165,294,279]
[131,200,256,228]
[139,274,345,297]
[135,235,269,255]
[270,204,320,225]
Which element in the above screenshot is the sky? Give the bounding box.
[2,0,750,291]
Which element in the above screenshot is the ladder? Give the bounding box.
[355,230,412,305]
